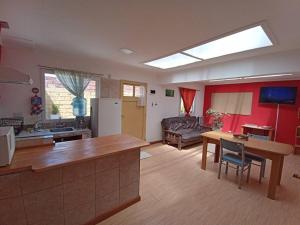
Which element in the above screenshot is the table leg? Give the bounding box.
[241,127,245,134]
[268,130,273,141]
[214,144,220,163]
[277,156,284,185]
[201,137,208,170]
[267,155,281,200]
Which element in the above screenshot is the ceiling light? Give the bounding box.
[120,48,134,54]
[183,25,273,60]
[209,78,243,82]
[244,73,293,79]
[144,53,201,69]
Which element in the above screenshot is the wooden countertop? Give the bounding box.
[0,134,149,176]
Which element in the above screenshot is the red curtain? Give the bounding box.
[179,87,196,116]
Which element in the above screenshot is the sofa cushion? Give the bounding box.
[181,130,202,142]
[161,116,198,130]
[173,123,185,131]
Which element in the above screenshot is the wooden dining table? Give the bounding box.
[200,131,294,200]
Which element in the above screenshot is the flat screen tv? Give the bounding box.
[259,86,297,104]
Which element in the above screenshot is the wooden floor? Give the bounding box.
[99,143,300,225]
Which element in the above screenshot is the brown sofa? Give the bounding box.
[161,116,211,150]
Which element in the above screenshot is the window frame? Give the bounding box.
[40,68,100,122]
[179,97,196,116]
[121,82,145,99]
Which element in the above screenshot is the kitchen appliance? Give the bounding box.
[0,126,16,166]
[90,98,122,137]
[0,117,24,135]
[0,65,33,85]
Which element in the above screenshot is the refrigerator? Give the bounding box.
[90,98,122,137]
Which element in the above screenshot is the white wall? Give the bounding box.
[0,43,205,142]
[160,49,300,84]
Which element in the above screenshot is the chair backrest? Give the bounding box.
[247,133,270,141]
[220,138,246,164]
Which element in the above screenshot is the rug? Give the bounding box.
[140,151,152,160]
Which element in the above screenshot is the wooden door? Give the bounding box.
[121,81,146,140]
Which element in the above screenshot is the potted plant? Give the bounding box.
[206,108,228,130]
[50,104,60,119]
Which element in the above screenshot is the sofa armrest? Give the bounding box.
[196,124,212,132]
[164,130,181,136]
[162,129,182,144]
[201,125,212,130]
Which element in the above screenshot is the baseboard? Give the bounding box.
[149,140,162,144]
[85,196,141,225]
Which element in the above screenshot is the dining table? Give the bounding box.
[200,131,294,200]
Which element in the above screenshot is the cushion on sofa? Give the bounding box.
[181,130,202,142]
[162,116,198,130]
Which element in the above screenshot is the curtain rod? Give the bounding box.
[178,86,202,91]
[38,65,104,77]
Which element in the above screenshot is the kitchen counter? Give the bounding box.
[15,128,92,149]
[16,128,91,139]
[0,134,149,225]
[1,134,148,175]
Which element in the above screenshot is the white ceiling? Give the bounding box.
[1,0,300,72]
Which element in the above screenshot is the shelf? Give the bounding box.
[295,145,300,148]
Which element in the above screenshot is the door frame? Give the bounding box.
[120,80,147,140]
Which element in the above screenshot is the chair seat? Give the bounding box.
[223,153,252,166]
[245,153,266,162]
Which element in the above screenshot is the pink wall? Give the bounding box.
[203,80,300,145]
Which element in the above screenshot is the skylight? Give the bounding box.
[183,26,273,59]
[144,53,201,69]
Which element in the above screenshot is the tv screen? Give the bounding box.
[259,87,297,104]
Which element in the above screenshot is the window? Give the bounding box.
[134,86,142,97]
[122,84,144,98]
[144,25,272,69]
[123,84,134,97]
[44,73,96,119]
[144,53,201,69]
[180,97,195,115]
[183,26,272,59]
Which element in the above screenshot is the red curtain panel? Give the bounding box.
[179,87,196,116]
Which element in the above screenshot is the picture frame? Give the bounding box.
[165,89,175,97]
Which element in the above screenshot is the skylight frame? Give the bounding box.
[144,53,201,69]
[183,25,273,60]
[143,23,275,70]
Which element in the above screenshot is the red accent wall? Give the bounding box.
[203,80,300,145]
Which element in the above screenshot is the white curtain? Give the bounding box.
[54,69,92,98]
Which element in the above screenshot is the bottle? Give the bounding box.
[72,97,87,117]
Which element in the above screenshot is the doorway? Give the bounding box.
[121,80,147,140]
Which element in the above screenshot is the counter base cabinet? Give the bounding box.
[0,149,141,225]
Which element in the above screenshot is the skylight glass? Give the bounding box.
[144,53,201,69]
[183,26,273,59]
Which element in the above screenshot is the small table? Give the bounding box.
[241,124,274,140]
[201,131,293,200]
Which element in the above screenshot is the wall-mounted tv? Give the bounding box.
[259,87,297,104]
